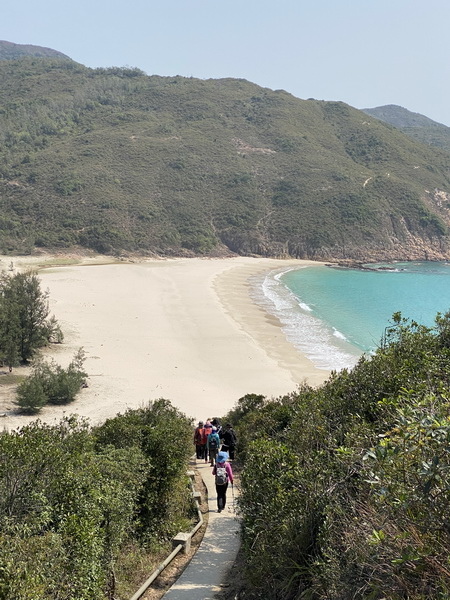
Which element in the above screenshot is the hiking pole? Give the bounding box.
[231,482,235,508]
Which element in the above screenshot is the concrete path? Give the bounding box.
[163,459,240,599]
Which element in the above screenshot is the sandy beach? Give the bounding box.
[0,255,331,430]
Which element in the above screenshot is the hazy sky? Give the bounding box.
[3,0,450,126]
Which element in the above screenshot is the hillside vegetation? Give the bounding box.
[1,58,450,259]
[0,400,194,600]
[226,312,450,599]
[363,104,450,155]
[0,40,70,61]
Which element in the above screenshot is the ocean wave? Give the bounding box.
[250,267,360,372]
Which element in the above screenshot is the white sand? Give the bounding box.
[0,255,331,429]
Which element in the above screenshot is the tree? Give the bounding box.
[0,406,190,600]
[0,293,21,370]
[94,399,194,541]
[11,271,50,361]
[0,271,59,365]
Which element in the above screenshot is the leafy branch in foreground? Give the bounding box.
[0,401,193,600]
[230,311,450,600]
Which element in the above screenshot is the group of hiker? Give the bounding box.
[193,418,237,513]
[193,418,237,465]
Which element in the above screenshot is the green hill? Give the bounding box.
[0,40,70,61]
[1,57,450,260]
[363,104,450,154]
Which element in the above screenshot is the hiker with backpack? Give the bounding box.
[194,421,207,460]
[221,423,237,460]
[212,450,234,513]
[203,420,213,463]
[207,426,220,466]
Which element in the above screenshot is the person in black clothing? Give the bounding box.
[221,423,237,460]
[211,418,222,437]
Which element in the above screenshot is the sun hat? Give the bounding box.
[217,451,229,463]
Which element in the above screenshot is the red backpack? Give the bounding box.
[202,426,212,444]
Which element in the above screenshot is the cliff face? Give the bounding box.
[225,234,450,262]
[221,188,450,262]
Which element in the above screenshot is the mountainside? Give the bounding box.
[363,104,450,154]
[1,58,450,260]
[0,40,71,61]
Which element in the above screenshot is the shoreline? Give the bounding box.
[214,259,331,387]
[0,255,331,430]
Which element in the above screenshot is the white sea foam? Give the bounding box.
[333,329,347,340]
[251,268,360,372]
[298,301,313,312]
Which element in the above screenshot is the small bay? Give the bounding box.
[254,262,450,372]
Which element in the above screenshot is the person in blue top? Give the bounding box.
[207,426,221,466]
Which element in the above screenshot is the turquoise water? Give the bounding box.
[254,262,450,372]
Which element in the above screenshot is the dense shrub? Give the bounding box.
[233,312,450,599]
[0,401,194,600]
[15,349,87,413]
[15,375,47,414]
[93,398,194,541]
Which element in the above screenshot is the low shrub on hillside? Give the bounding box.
[15,349,87,413]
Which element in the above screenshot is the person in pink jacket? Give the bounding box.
[212,451,234,513]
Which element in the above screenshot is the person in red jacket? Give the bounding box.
[193,421,206,460]
[203,419,213,463]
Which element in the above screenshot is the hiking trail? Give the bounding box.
[162,459,240,599]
